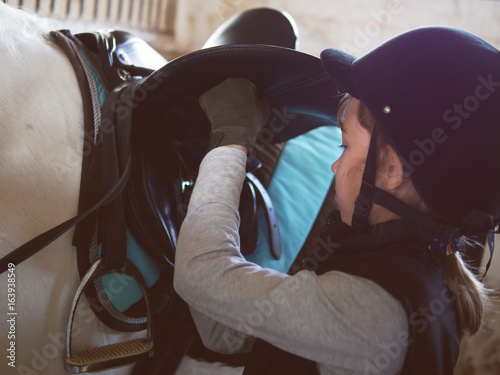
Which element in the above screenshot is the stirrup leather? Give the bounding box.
[64,259,154,373]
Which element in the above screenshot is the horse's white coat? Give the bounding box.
[0,4,242,375]
[0,4,142,374]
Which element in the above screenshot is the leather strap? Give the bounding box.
[99,80,145,269]
[51,30,104,252]
[246,172,281,260]
[0,156,131,274]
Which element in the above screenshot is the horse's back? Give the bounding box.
[0,4,139,374]
[0,3,83,250]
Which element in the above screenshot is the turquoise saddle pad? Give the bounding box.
[245,125,342,272]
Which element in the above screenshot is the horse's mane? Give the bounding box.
[0,3,58,61]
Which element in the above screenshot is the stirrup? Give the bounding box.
[64,259,154,373]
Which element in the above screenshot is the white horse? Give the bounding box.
[0,3,149,375]
[0,4,243,375]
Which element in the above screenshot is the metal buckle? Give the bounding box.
[64,259,153,373]
[117,68,133,81]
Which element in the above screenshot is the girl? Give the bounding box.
[174,26,499,374]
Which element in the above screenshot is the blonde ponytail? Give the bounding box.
[435,248,489,336]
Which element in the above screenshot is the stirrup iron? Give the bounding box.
[64,259,154,373]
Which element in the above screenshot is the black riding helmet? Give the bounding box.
[320,26,500,241]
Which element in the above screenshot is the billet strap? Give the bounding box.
[0,156,131,274]
[52,30,105,252]
[99,83,138,270]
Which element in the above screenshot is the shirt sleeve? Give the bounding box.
[174,147,408,374]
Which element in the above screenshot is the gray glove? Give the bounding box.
[199,78,269,154]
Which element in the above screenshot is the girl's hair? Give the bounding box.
[337,94,489,336]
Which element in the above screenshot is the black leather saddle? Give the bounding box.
[40,8,341,336]
[64,8,340,330]
[123,8,341,276]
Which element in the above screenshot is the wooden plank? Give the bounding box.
[1,0,176,35]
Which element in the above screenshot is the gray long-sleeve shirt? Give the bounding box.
[174,147,408,374]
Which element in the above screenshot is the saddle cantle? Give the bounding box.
[74,30,167,88]
[203,7,298,49]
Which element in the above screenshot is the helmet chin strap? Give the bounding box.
[351,123,462,242]
[351,124,380,231]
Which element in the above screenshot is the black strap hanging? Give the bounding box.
[0,157,130,274]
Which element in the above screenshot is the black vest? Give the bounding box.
[243,211,460,375]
